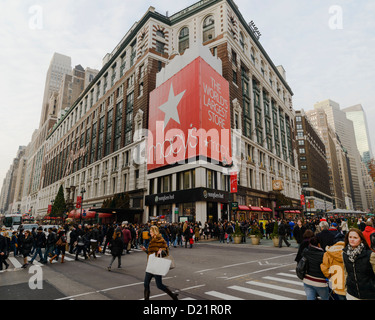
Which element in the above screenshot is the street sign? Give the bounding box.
[231,202,238,210]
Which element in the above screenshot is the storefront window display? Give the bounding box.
[177,202,196,222]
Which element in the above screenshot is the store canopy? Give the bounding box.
[262,207,272,212]
[68,210,96,219]
[238,205,250,211]
[249,206,263,212]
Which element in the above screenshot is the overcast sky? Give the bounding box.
[1,0,374,191]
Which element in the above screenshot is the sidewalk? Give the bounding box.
[198,237,299,249]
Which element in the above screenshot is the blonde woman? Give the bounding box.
[141,225,178,300]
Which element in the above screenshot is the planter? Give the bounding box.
[233,235,242,244]
[272,237,279,247]
[250,235,261,245]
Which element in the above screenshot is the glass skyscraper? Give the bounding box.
[343,104,373,166]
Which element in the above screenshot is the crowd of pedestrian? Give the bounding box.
[294,216,375,300]
[1,215,374,301]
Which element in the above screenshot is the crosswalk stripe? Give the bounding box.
[228,285,296,300]
[205,291,244,300]
[8,257,23,268]
[276,272,299,278]
[262,276,303,286]
[246,281,306,295]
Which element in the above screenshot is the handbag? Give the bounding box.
[56,238,63,247]
[146,253,172,276]
[296,256,308,280]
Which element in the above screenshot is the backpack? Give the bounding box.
[296,249,309,280]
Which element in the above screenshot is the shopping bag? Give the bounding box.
[166,255,176,269]
[146,253,172,276]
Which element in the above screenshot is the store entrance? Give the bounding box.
[207,202,218,223]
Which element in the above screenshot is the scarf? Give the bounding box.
[346,242,365,263]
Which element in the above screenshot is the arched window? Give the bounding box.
[203,15,215,42]
[178,27,189,53]
[156,30,165,38]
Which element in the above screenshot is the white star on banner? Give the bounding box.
[158,83,186,129]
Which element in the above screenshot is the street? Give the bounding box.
[0,238,303,301]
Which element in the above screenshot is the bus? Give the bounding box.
[3,213,22,230]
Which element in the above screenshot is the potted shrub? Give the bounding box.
[270,221,279,247]
[249,224,262,245]
[233,222,244,244]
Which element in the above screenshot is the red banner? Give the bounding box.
[47,205,52,214]
[230,172,238,193]
[76,196,82,209]
[300,194,305,206]
[148,57,231,171]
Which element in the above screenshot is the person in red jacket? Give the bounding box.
[362,220,375,252]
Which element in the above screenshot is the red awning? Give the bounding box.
[262,207,272,212]
[238,205,250,211]
[249,206,263,212]
[98,212,113,218]
[294,210,301,214]
[68,210,80,219]
[84,211,96,219]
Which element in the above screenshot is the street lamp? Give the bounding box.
[80,187,86,224]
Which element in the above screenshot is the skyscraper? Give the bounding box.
[343,104,373,166]
[313,99,367,210]
[39,53,72,128]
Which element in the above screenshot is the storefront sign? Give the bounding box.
[147,57,231,171]
[146,187,230,206]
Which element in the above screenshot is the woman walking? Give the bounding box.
[107,230,124,271]
[342,228,375,300]
[141,225,178,300]
[301,236,329,300]
[50,229,67,263]
[21,230,34,268]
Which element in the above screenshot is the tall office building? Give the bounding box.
[306,108,349,210]
[343,104,373,166]
[313,99,367,210]
[295,110,333,213]
[39,53,72,128]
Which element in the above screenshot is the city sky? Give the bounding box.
[1,0,374,191]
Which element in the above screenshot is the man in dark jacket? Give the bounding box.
[0,233,8,270]
[293,219,307,245]
[316,221,334,251]
[29,227,46,264]
[41,228,56,264]
[278,220,291,248]
[69,226,78,254]
[88,225,99,259]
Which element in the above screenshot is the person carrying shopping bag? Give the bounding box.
[141,225,178,300]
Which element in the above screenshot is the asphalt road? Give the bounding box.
[0,238,302,301]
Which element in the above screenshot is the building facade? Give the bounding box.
[295,110,332,214]
[343,104,373,167]
[3,0,300,222]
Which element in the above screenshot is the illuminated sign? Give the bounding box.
[147,57,232,171]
